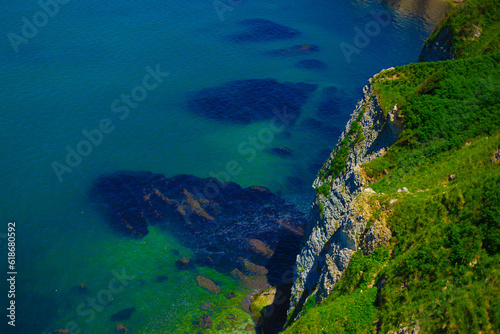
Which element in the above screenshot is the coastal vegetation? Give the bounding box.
[284,0,500,332]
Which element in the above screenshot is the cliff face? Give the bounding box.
[288,78,401,317]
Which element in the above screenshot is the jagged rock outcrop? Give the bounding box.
[288,74,401,318]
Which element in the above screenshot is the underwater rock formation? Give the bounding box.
[198,314,212,329]
[266,44,320,56]
[228,19,300,42]
[110,307,136,321]
[69,283,88,294]
[90,172,151,237]
[90,172,306,284]
[200,301,212,310]
[225,292,236,299]
[196,276,221,294]
[188,78,317,124]
[268,147,292,157]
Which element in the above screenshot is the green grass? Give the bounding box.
[318,200,325,220]
[368,52,500,183]
[315,183,331,197]
[359,50,500,331]
[372,133,500,332]
[324,139,350,178]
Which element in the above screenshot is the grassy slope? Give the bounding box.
[284,1,500,333]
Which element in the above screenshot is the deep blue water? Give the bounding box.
[0,0,446,333]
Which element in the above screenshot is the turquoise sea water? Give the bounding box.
[0,0,446,333]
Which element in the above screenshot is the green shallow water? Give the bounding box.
[46,228,254,334]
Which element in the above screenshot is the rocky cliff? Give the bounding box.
[288,77,402,319]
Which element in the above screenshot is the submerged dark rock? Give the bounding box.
[199,314,212,329]
[200,301,212,310]
[90,172,152,237]
[188,79,317,124]
[294,59,328,70]
[110,307,136,321]
[228,19,300,42]
[268,147,292,157]
[196,276,221,294]
[266,44,320,56]
[90,172,306,284]
[318,87,342,118]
